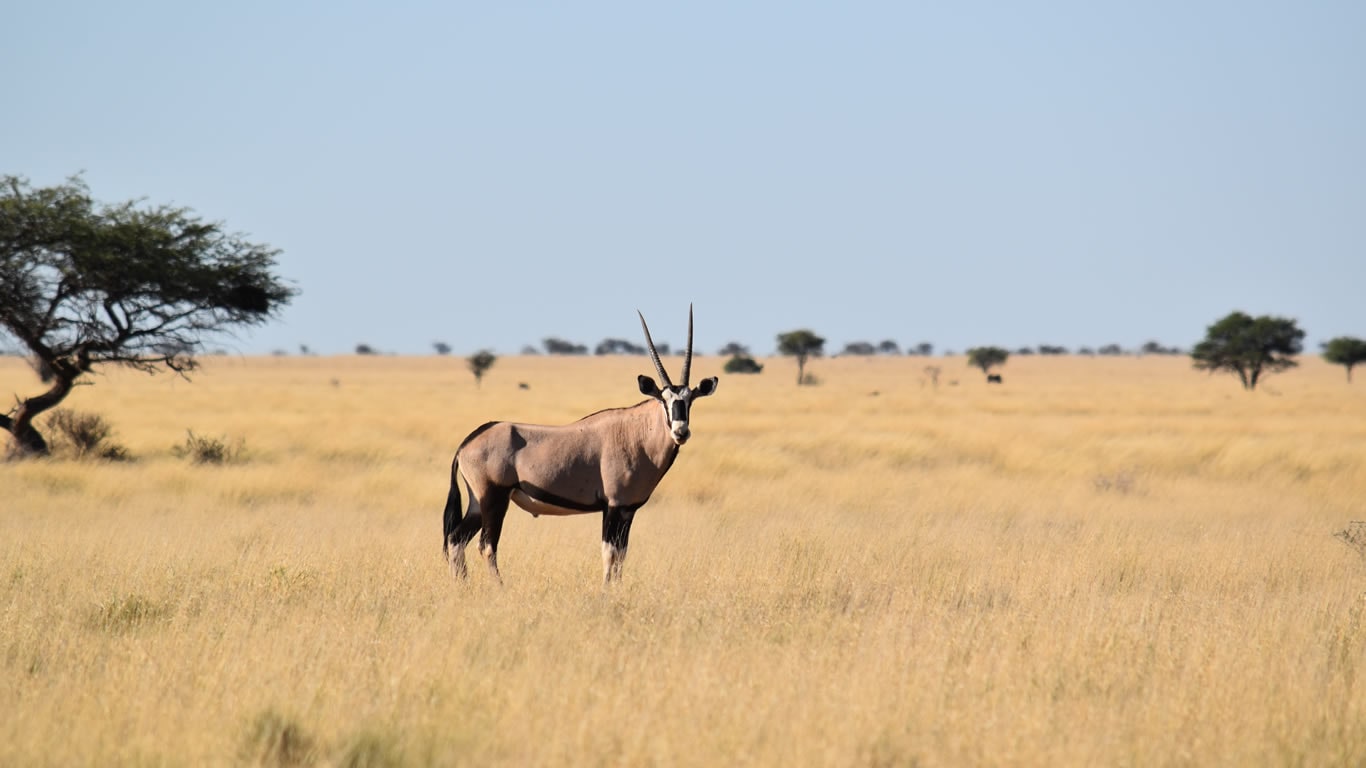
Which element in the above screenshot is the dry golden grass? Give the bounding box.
[3,352,1366,766]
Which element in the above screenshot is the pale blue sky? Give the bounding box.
[5,2,1362,356]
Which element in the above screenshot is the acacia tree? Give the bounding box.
[467,349,496,388]
[776,329,825,385]
[0,175,295,458]
[1323,336,1366,383]
[1190,311,1303,390]
[966,346,1009,379]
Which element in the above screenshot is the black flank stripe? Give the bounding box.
[517,482,605,513]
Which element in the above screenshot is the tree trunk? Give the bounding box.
[1348,365,1355,384]
[1,371,76,459]
[796,356,806,386]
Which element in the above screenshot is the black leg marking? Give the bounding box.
[601,504,641,583]
[602,505,638,551]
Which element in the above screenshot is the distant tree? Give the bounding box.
[878,340,901,355]
[299,344,312,356]
[1098,344,1125,356]
[355,344,377,355]
[0,174,294,458]
[594,337,645,356]
[1140,340,1182,356]
[1038,344,1069,355]
[433,341,452,356]
[1322,336,1366,383]
[543,337,588,355]
[776,329,825,386]
[1016,347,1035,355]
[520,345,541,355]
[718,341,750,356]
[467,350,496,388]
[1191,311,1304,390]
[723,354,764,374]
[1077,346,1095,356]
[966,347,1009,380]
[912,342,934,356]
[841,341,876,356]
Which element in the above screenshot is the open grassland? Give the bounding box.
[3,353,1366,767]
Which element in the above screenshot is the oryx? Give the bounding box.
[442,306,719,585]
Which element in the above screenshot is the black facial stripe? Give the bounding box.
[670,400,688,421]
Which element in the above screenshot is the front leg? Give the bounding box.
[601,504,639,584]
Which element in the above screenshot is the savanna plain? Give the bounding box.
[3,353,1366,767]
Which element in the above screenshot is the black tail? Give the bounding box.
[442,455,462,556]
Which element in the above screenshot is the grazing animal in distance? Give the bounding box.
[443,306,719,585]
[987,374,1003,384]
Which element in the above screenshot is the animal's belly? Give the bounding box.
[510,488,596,517]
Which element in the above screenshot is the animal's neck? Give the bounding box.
[628,400,679,468]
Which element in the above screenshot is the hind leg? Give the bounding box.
[445,486,483,576]
[479,488,511,584]
[448,510,482,580]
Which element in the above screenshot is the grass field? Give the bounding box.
[3,352,1365,766]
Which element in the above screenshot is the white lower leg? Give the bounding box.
[485,550,502,584]
[448,543,468,580]
[601,542,627,583]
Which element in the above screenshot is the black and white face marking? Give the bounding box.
[639,375,718,446]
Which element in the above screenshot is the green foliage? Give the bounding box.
[966,346,1009,376]
[776,329,825,386]
[1322,336,1366,383]
[0,174,294,458]
[724,354,764,374]
[0,175,295,375]
[467,349,497,387]
[1191,311,1304,390]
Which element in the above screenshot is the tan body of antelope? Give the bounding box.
[443,308,718,584]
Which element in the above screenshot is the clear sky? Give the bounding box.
[5,2,1362,357]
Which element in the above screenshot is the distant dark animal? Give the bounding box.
[518,382,530,390]
[987,374,1003,384]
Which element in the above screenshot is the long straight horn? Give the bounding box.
[680,303,694,387]
[637,310,674,388]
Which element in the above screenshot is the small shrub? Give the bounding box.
[44,409,132,461]
[240,710,317,767]
[173,430,245,464]
[724,354,764,374]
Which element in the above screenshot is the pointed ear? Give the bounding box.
[694,376,719,398]
[638,375,663,398]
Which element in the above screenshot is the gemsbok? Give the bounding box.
[443,306,719,585]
